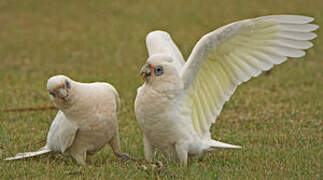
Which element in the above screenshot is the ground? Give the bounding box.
[0,0,322,179]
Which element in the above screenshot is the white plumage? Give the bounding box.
[6,75,132,165]
[135,15,318,165]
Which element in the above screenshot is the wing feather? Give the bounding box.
[203,64,222,106]
[180,15,318,139]
[276,31,317,40]
[146,30,185,70]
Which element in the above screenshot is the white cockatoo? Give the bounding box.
[135,15,318,165]
[6,75,133,165]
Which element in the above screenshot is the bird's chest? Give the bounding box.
[64,108,115,142]
[136,87,175,123]
[135,87,187,146]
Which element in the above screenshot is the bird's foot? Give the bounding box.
[115,152,138,162]
[141,161,164,171]
[155,161,164,167]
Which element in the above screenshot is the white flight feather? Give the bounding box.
[180,15,318,139]
[146,30,185,70]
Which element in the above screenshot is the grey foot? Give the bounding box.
[115,152,138,162]
[155,161,163,167]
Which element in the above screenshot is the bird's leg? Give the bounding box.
[109,132,137,161]
[175,143,188,166]
[143,134,156,163]
[71,151,87,166]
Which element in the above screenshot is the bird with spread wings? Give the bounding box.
[135,15,318,165]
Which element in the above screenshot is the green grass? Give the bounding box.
[0,0,322,179]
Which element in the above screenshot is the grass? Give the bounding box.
[0,0,322,179]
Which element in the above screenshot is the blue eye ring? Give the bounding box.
[65,80,71,89]
[154,66,164,76]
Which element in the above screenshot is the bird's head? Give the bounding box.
[47,75,74,107]
[140,54,181,87]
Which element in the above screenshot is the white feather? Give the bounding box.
[146,30,185,70]
[181,15,318,138]
[5,146,52,161]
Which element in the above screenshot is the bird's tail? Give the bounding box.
[206,139,241,150]
[4,146,52,161]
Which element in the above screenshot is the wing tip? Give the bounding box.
[307,42,314,49]
[257,15,316,24]
[306,32,318,41]
[299,15,314,23]
[310,24,320,31]
[4,157,17,161]
[146,30,171,42]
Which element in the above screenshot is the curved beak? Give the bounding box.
[140,64,152,80]
[57,88,68,99]
[49,87,69,101]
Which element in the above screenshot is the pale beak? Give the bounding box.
[49,88,69,101]
[140,64,152,80]
[57,88,68,98]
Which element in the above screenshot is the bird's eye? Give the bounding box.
[65,80,71,89]
[49,91,56,98]
[154,66,164,76]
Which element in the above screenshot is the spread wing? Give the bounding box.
[180,15,318,139]
[146,30,185,70]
